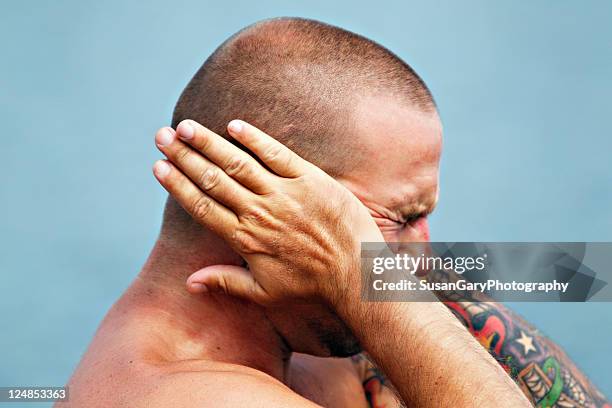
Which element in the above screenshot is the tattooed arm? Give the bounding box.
[353,268,610,408]
[353,301,609,408]
[445,300,610,408]
[427,261,611,408]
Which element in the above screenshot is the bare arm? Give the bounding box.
[355,266,610,408]
[334,284,530,407]
[444,299,610,407]
[352,301,610,408]
[418,262,610,407]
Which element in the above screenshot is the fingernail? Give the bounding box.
[178,120,194,140]
[156,128,174,147]
[190,282,208,293]
[228,120,243,133]
[153,160,171,178]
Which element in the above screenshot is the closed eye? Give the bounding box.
[401,210,432,228]
[404,214,422,224]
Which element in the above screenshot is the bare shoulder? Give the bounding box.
[59,358,320,408]
[135,360,322,408]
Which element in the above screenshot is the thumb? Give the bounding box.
[186,264,269,304]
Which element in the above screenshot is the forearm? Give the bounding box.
[337,297,531,408]
[425,264,610,407]
[445,300,610,407]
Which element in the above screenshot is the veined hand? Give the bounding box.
[153,119,384,309]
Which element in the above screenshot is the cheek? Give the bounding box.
[413,217,430,241]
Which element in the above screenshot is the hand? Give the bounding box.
[153,119,384,308]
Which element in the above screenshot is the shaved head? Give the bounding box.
[163,18,442,356]
[172,17,435,177]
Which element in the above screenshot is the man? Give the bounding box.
[61,18,607,407]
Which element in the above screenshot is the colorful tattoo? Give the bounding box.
[353,264,608,408]
[351,353,404,408]
[444,297,609,407]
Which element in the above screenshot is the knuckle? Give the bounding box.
[243,205,269,225]
[190,195,214,219]
[225,155,250,177]
[195,131,211,151]
[217,273,230,295]
[174,146,191,163]
[230,228,260,255]
[263,145,284,163]
[199,167,220,191]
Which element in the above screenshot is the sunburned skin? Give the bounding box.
[336,95,442,245]
[58,96,440,408]
[408,216,430,241]
[59,97,503,408]
[57,239,374,407]
[152,118,531,407]
[156,116,607,407]
[62,93,607,407]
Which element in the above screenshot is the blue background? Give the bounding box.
[1,1,611,404]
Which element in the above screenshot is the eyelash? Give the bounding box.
[400,213,429,228]
[403,215,421,224]
[376,213,427,229]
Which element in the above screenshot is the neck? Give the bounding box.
[129,221,290,381]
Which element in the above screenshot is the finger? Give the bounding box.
[227,120,310,178]
[176,120,275,194]
[186,265,270,305]
[153,160,238,239]
[155,127,254,211]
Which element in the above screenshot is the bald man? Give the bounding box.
[60,18,608,407]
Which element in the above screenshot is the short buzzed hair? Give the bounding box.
[172,17,435,176]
